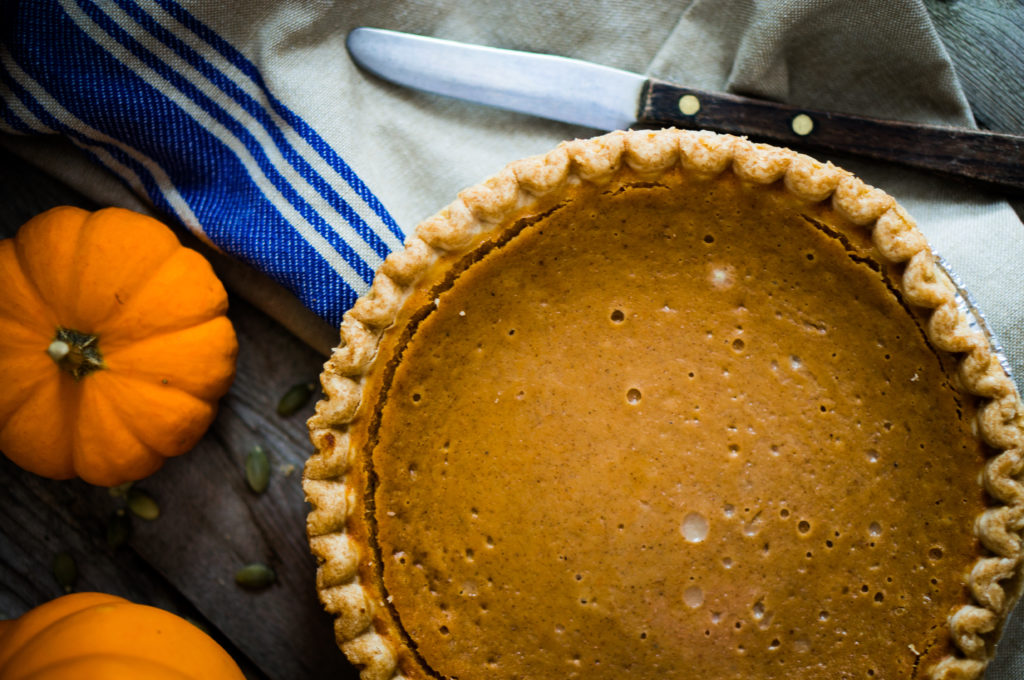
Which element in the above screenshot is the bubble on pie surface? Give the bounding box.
[742,511,764,537]
[683,585,704,608]
[708,263,736,289]
[681,512,709,542]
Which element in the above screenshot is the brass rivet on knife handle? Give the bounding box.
[791,113,814,136]
[678,94,701,116]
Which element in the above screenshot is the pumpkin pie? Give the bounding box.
[304,130,1024,680]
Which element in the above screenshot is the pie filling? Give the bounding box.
[358,170,987,679]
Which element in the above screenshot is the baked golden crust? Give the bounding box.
[304,129,1024,680]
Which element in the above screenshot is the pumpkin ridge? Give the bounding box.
[12,207,90,328]
[98,373,215,458]
[1,241,58,338]
[105,369,216,404]
[0,373,78,480]
[99,311,228,354]
[0,304,52,337]
[0,315,51,350]
[95,249,230,349]
[68,209,184,330]
[0,595,122,672]
[99,318,238,405]
[0,594,245,680]
[10,652,195,680]
[0,366,51,426]
[77,238,182,333]
[68,382,160,485]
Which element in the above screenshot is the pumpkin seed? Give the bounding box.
[277,382,314,416]
[53,552,77,593]
[245,445,271,494]
[127,489,160,520]
[235,562,276,591]
[106,509,132,548]
[108,481,134,499]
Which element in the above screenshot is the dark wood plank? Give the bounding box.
[926,0,1024,135]
[926,0,1024,222]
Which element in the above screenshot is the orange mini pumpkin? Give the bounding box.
[0,206,238,486]
[0,592,245,679]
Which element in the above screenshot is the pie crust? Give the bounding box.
[304,129,1024,680]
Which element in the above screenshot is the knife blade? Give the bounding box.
[347,27,1024,194]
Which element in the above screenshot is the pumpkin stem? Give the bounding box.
[47,327,106,380]
[47,340,70,362]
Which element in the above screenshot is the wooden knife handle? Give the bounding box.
[640,78,1024,194]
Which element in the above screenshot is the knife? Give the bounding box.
[347,27,1024,194]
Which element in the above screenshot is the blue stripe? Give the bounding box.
[0,98,35,134]
[72,0,377,288]
[149,0,405,244]
[108,0,397,262]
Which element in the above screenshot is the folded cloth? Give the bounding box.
[2,0,1023,675]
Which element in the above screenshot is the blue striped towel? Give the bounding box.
[1,0,406,328]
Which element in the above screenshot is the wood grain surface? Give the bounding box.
[1,5,1022,680]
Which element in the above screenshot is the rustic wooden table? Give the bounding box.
[1,5,1022,679]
